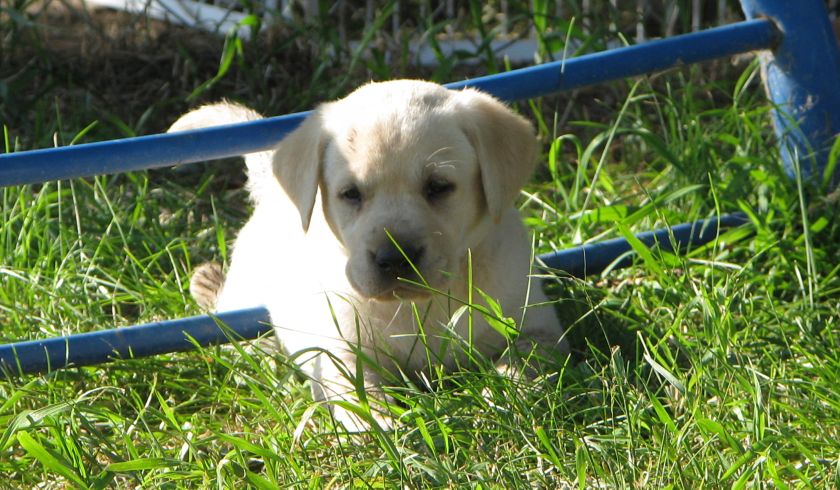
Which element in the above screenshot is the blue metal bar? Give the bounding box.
[446,18,778,100]
[0,19,778,188]
[539,213,749,278]
[0,307,271,376]
[740,0,840,185]
[0,112,309,188]
[0,214,748,376]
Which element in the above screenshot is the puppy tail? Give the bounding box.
[168,101,275,202]
[190,262,226,311]
[168,101,263,132]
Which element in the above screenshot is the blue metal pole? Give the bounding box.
[447,18,778,100]
[539,213,748,277]
[0,113,309,188]
[740,0,840,185]
[0,19,777,188]
[0,307,271,376]
[0,15,768,374]
[0,214,748,376]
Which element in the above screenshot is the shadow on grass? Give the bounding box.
[547,277,639,367]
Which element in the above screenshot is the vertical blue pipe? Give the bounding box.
[740,0,840,186]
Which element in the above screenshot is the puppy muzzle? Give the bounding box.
[346,235,441,299]
[370,242,425,278]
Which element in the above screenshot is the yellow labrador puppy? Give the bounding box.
[171,80,567,430]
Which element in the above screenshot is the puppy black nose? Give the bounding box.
[371,243,425,274]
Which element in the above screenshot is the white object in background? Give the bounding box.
[85,0,257,38]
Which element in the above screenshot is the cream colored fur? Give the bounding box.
[170,80,567,431]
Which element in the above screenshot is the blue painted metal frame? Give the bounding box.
[0,308,272,376]
[0,19,778,187]
[3,1,839,376]
[741,0,840,185]
[539,213,748,278]
[0,213,745,375]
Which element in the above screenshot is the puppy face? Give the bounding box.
[268,80,538,300]
[321,106,486,299]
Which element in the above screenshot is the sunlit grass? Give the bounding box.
[1,2,839,488]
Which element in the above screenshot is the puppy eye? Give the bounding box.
[339,186,362,204]
[424,179,455,201]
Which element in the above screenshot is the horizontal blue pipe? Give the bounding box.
[446,18,778,100]
[539,212,749,277]
[0,113,310,187]
[0,214,748,376]
[0,19,778,188]
[0,308,271,376]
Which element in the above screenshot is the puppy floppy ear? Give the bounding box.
[271,111,327,232]
[455,89,539,223]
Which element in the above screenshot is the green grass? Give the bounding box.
[2,2,839,488]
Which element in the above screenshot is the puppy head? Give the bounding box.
[271,80,537,299]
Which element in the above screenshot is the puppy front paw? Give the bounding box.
[316,360,398,433]
[331,402,395,433]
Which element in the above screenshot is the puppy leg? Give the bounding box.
[312,352,396,432]
[497,293,569,381]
